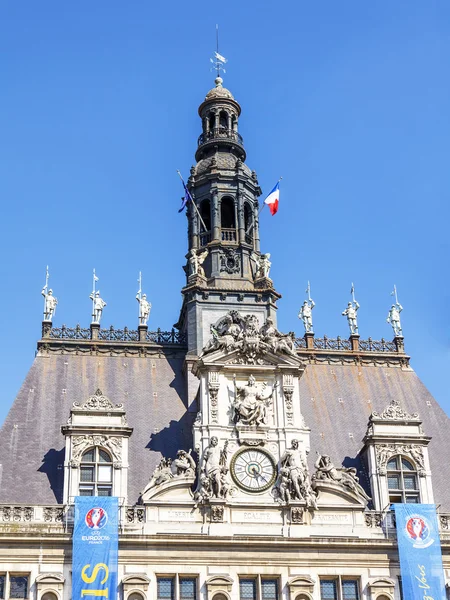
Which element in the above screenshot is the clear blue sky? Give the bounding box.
[0,1,449,425]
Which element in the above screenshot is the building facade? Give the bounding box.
[0,75,449,600]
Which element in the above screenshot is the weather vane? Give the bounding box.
[210,24,227,77]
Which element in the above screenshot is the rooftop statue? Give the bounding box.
[298,281,315,333]
[252,252,271,279]
[136,271,151,326]
[342,284,359,335]
[41,266,58,322]
[387,286,403,337]
[90,291,106,324]
[313,453,370,502]
[260,317,296,356]
[233,374,276,427]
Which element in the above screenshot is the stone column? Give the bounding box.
[350,333,360,352]
[212,189,220,241]
[237,193,245,244]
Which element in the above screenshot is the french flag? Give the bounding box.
[264,181,280,216]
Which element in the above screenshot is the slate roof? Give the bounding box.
[1,348,449,510]
[0,350,195,505]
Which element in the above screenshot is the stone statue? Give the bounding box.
[342,301,359,335]
[202,311,244,354]
[173,449,196,477]
[140,457,173,496]
[253,252,271,279]
[259,318,296,356]
[193,473,211,506]
[137,293,152,326]
[189,248,208,278]
[299,300,315,333]
[200,437,227,498]
[278,440,316,508]
[90,291,106,324]
[387,302,403,337]
[313,454,370,501]
[42,287,58,322]
[233,374,276,427]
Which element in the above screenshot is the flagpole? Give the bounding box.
[176,170,209,233]
[92,269,97,319]
[137,271,142,300]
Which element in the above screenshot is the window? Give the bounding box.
[220,197,236,230]
[79,447,113,496]
[200,199,211,234]
[320,579,359,600]
[387,456,420,504]
[239,578,279,600]
[0,576,4,599]
[157,577,197,600]
[9,577,28,600]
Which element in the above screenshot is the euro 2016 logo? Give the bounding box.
[85,507,108,530]
[405,515,434,548]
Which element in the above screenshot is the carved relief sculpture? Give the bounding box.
[313,454,371,501]
[140,458,173,496]
[277,440,317,509]
[200,437,228,499]
[375,444,426,476]
[233,375,276,427]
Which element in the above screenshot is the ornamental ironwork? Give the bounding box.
[49,325,90,339]
[359,338,396,352]
[197,128,244,147]
[99,327,139,341]
[146,329,186,344]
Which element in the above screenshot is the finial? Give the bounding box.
[210,25,227,80]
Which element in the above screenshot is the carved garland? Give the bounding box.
[375,443,426,476]
[208,371,220,424]
[70,434,123,469]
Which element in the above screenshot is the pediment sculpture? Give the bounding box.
[202,311,297,364]
[312,453,371,502]
[140,449,196,500]
[232,375,277,427]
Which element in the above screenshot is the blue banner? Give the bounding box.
[394,503,445,600]
[73,497,119,600]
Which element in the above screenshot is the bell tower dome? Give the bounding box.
[177,75,281,355]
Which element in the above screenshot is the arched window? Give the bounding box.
[244,203,253,244]
[128,594,145,600]
[79,447,113,496]
[42,593,58,600]
[208,113,215,133]
[219,110,228,130]
[387,456,420,503]
[200,199,211,232]
[221,197,235,229]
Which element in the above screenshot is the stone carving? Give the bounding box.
[220,248,241,274]
[387,302,403,337]
[371,398,419,421]
[188,248,208,278]
[202,311,299,364]
[136,293,151,326]
[210,505,224,522]
[141,458,173,496]
[252,252,271,279]
[365,512,383,528]
[233,375,276,427]
[342,301,360,335]
[291,507,304,524]
[173,449,196,477]
[298,300,315,334]
[277,440,317,509]
[42,288,58,322]
[208,372,220,424]
[90,291,107,324]
[200,437,229,499]
[375,444,426,476]
[73,388,124,411]
[71,434,122,466]
[312,454,371,501]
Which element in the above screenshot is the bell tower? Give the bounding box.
[178,75,281,354]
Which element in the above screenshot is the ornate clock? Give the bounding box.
[230,447,277,492]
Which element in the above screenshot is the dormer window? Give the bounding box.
[387,456,420,504]
[79,448,113,496]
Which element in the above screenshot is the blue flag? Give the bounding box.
[178,178,193,213]
[394,503,446,599]
[73,497,119,600]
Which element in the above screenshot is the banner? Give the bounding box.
[73,497,119,600]
[394,503,445,600]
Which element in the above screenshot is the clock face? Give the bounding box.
[231,447,276,492]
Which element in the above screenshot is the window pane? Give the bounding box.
[403,475,417,490]
[0,575,5,599]
[406,495,419,503]
[98,465,112,482]
[342,580,359,600]
[157,578,174,600]
[387,457,398,470]
[97,486,112,497]
[240,580,256,600]
[82,448,95,462]
[99,449,111,463]
[80,466,94,482]
[388,475,400,489]
[401,458,414,471]
[320,580,337,600]
[79,488,94,496]
[10,577,28,599]
[180,579,196,600]
[262,580,278,600]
